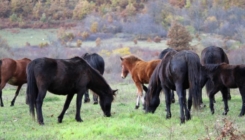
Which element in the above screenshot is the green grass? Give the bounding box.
[0,83,245,140]
[0,29,57,47]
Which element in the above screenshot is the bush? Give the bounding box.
[167,22,192,51]
[72,1,95,20]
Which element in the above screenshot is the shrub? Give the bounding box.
[167,22,192,51]
[9,13,18,22]
[40,13,47,22]
[82,31,90,40]
[72,1,95,20]
[90,22,98,33]
[76,39,82,47]
[0,0,11,18]
[95,37,101,47]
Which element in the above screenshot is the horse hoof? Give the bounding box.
[222,112,227,115]
[39,122,45,125]
[171,99,175,103]
[93,101,98,105]
[10,104,14,107]
[211,111,214,115]
[166,114,171,119]
[135,106,139,109]
[84,98,90,103]
[76,118,83,122]
[180,119,185,124]
[200,104,206,108]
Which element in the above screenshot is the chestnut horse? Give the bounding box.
[0,58,31,107]
[204,63,245,116]
[26,57,117,125]
[201,46,231,103]
[120,54,161,109]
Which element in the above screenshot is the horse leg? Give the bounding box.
[162,86,172,119]
[92,91,99,105]
[0,82,6,107]
[75,89,86,122]
[10,85,22,106]
[58,93,75,123]
[238,86,245,117]
[36,89,47,125]
[208,88,219,115]
[170,90,175,103]
[84,90,90,103]
[184,90,191,121]
[0,89,3,107]
[135,83,143,109]
[221,87,229,115]
[175,83,185,124]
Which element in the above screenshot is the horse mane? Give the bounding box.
[122,54,143,62]
[162,50,177,77]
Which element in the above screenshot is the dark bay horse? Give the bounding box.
[0,58,31,107]
[82,53,105,104]
[120,55,161,109]
[26,57,117,125]
[201,46,231,103]
[145,50,203,123]
[204,63,245,116]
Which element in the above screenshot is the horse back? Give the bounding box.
[131,59,161,84]
[30,57,90,95]
[201,46,229,65]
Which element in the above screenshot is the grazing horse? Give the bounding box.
[145,50,203,123]
[82,53,105,104]
[159,48,176,103]
[204,63,245,116]
[0,58,31,107]
[26,57,117,125]
[120,55,161,109]
[201,46,231,103]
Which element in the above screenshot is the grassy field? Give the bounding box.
[0,82,244,140]
[0,28,244,140]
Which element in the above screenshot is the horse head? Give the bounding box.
[120,57,129,79]
[99,89,117,117]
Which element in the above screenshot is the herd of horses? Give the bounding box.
[1,46,245,125]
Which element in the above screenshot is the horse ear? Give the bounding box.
[120,57,123,61]
[112,89,118,95]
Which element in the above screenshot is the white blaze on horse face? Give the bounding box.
[121,65,126,78]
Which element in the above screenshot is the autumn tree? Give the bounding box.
[167,22,192,51]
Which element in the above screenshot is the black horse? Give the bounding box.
[201,46,231,102]
[145,50,204,123]
[26,57,117,125]
[82,53,105,104]
[159,48,176,103]
[204,63,245,116]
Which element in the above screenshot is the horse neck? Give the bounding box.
[125,60,141,72]
[88,69,110,95]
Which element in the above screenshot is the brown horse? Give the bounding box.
[204,63,245,116]
[0,58,31,107]
[120,54,161,109]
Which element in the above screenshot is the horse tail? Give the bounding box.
[142,84,148,93]
[185,52,201,109]
[26,61,38,120]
